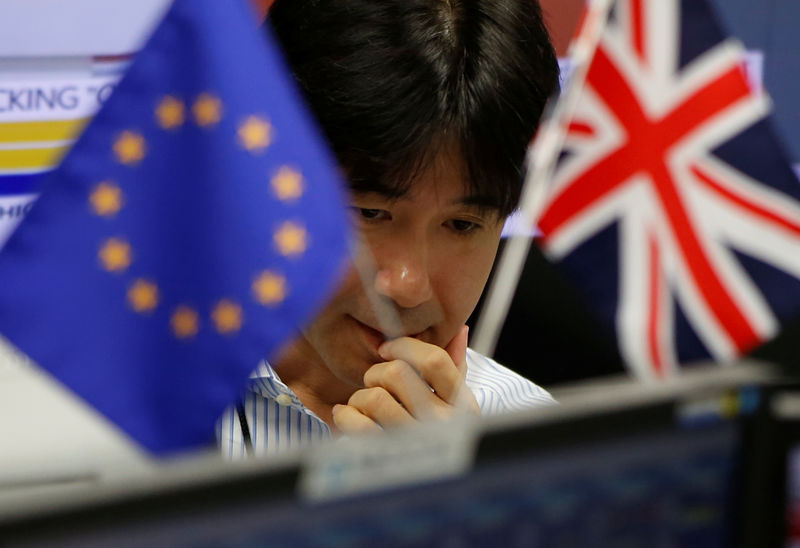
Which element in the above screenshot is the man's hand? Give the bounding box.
[332,325,479,434]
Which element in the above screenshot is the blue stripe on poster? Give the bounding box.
[0,173,48,195]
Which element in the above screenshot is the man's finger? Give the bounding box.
[347,387,415,427]
[377,337,470,408]
[444,325,469,376]
[443,325,477,411]
[331,404,381,434]
[363,359,442,420]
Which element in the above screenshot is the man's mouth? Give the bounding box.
[350,316,428,353]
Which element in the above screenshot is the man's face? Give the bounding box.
[295,150,505,388]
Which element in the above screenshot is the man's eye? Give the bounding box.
[448,219,480,234]
[351,207,389,222]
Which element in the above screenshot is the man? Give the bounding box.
[219,0,560,457]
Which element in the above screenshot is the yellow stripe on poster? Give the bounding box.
[0,118,89,144]
[0,146,69,170]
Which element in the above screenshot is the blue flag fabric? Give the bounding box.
[536,0,800,379]
[0,0,349,453]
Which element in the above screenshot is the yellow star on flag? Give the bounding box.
[252,270,287,306]
[238,116,272,153]
[113,131,146,165]
[89,181,124,217]
[192,93,222,127]
[156,96,185,130]
[274,221,308,257]
[211,299,243,334]
[171,305,199,339]
[127,279,159,313]
[98,238,132,272]
[271,166,304,201]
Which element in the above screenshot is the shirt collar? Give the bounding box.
[247,360,305,408]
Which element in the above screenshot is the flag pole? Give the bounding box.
[472,0,616,357]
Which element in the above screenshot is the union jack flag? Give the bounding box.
[538,0,800,379]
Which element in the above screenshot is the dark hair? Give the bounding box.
[267,0,559,217]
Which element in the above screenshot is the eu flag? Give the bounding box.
[0,0,350,453]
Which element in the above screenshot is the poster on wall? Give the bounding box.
[0,0,170,248]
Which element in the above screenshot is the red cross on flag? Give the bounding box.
[525,0,800,380]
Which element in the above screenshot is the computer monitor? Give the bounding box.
[0,363,781,547]
[737,382,800,548]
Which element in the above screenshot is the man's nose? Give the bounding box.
[373,244,433,309]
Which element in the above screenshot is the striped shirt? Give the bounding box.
[217,348,555,459]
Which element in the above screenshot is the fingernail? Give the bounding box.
[377,342,389,359]
[332,404,343,416]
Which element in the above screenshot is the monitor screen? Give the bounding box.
[1,380,763,547]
